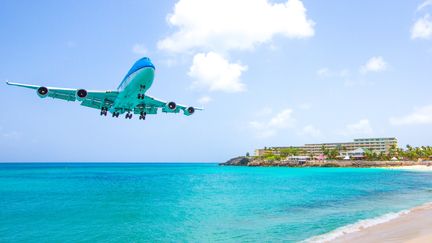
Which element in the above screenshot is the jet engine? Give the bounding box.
[166,101,177,111]
[37,86,49,98]
[184,107,195,116]
[76,89,88,101]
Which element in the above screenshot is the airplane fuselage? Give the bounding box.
[112,57,155,114]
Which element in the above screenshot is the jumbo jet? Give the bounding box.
[6,57,201,120]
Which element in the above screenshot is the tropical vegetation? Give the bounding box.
[257,144,432,161]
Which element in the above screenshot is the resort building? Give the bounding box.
[254,149,271,157]
[304,137,397,155]
[340,148,367,160]
[255,137,398,156]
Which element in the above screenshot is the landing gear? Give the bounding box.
[139,85,146,91]
[112,112,120,118]
[139,112,147,120]
[137,94,145,99]
[100,107,108,116]
[125,113,132,119]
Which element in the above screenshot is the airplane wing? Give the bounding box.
[143,95,203,116]
[6,82,119,110]
[6,81,202,117]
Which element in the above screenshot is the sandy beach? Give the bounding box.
[328,203,432,243]
[384,165,432,172]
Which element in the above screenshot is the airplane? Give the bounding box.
[6,57,202,120]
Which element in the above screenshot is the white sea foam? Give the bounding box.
[303,209,413,243]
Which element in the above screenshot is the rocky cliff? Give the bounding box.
[219,156,251,166]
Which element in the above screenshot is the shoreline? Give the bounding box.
[306,202,432,243]
[381,165,432,172]
[220,156,432,168]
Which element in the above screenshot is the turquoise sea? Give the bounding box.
[1,163,432,242]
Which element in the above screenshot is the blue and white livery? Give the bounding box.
[6,57,202,120]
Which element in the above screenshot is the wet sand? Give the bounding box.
[332,203,432,243]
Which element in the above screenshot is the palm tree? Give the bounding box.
[378,151,389,161]
[406,144,413,151]
[329,148,339,160]
[388,144,397,158]
[396,147,405,160]
[364,149,374,160]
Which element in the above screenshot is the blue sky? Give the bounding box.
[1,0,431,162]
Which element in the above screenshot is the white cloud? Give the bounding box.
[360,56,388,73]
[197,96,212,105]
[317,68,331,77]
[300,125,321,137]
[159,0,314,93]
[158,0,315,53]
[411,14,432,40]
[188,52,247,92]
[249,108,295,138]
[341,119,373,136]
[418,0,432,11]
[318,58,387,86]
[318,57,391,87]
[132,43,148,55]
[389,105,432,125]
[268,109,295,128]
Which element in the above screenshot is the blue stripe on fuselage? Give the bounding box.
[117,57,155,90]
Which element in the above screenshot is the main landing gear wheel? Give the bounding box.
[139,112,147,120]
[137,94,144,99]
[112,112,120,118]
[100,107,108,116]
[125,113,132,119]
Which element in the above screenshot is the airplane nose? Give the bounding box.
[144,58,155,69]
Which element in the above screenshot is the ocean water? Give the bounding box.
[1,163,432,242]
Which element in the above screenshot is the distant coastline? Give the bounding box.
[220,156,432,168]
